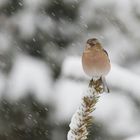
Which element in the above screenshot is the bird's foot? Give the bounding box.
[89,78,104,94]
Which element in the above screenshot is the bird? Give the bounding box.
[82,38,111,93]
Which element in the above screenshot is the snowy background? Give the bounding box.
[0,0,140,140]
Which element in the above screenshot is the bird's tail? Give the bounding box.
[101,76,110,93]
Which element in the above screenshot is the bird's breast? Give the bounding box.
[82,51,110,77]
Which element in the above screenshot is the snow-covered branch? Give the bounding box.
[108,64,140,98]
[67,79,104,140]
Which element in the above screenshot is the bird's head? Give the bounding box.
[85,38,102,51]
[87,38,98,46]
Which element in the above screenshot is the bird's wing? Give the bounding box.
[103,49,108,56]
[103,49,110,62]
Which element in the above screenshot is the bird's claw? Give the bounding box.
[89,78,104,94]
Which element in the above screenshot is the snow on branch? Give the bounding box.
[67,78,104,140]
[108,64,140,98]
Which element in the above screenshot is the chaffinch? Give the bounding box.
[82,38,111,92]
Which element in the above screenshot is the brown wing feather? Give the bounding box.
[103,49,108,56]
[103,49,110,62]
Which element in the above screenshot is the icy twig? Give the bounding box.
[67,78,104,140]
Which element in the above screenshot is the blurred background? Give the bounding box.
[0,0,140,140]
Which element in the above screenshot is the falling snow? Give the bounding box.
[0,0,139,140]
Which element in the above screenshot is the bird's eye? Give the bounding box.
[88,41,96,47]
[91,42,96,46]
[87,38,97,46]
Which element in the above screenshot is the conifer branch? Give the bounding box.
[67,78,104,140]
